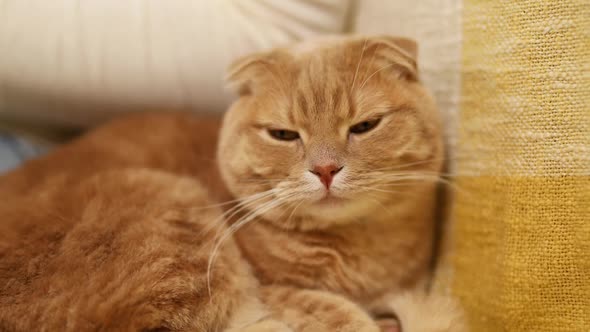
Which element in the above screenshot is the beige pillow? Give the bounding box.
[0,0,351,128]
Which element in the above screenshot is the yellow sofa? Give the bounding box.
[356,1,588,331]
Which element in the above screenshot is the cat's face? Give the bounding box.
[218,36,443,230]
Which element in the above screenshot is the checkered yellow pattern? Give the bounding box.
[449,1,589,331]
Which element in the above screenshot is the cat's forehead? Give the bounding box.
[284,56,392,127]
[288,80,351,130]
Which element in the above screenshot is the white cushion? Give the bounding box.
[0,0,351,127]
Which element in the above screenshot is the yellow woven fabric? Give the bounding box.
[450,1,590,331]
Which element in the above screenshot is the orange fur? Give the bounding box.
[0,36,465,331]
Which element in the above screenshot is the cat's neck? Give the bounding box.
[233,192,436,302]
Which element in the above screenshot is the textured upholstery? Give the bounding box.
[451,1,589,330]
[357,1,589,330]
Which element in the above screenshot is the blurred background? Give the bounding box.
[0,0,461,171]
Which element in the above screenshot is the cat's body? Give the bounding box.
[0,36,465,331]
[0,115,246,331]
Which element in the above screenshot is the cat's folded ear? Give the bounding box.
[356,36,419,81]
[226,35,419,95]
[226,51,281,96]
[376,36,418,60]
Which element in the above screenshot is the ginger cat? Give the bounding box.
[0,36,466,331]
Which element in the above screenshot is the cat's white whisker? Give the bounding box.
[198,190,278,239]
[344,182,405,196]
[285,199,305,228]
[369,158,447,171]
[350,37,368,93]
[238,177,296,183]
[206,190,301,298]
[191,192,270,211]
[363,192,396,216]
[360,41,380,89]
[359,63,395,90]
[363,173,469,196]
[206,196,293,287]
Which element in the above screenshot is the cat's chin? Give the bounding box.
[303,195,377,224]
[315,194,347,206]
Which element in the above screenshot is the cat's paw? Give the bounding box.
[236,319,293,332]
[387,291,468,332]
[376,317,401,332]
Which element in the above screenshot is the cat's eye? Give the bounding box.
[268,129,300,141]
[349,118,381,135]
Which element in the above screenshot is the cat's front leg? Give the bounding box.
[260,285,381,332]
[224,295,293,332]
[374,316,401,332]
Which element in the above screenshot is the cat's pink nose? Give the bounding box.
[310,164,343,189]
